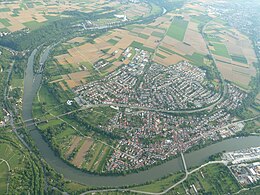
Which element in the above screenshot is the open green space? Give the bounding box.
[150,3,162,16]
[151,31,165,38]
[185,52,208,66]
[34,2,43,6]
[107,38,118,46]
[0,19,11,27]
[19,3,28,10]
[184,164,240,194]
[133,163,241,194]
[11,78,23,88]
[26,2,34,8]
[231,55,248,64]
[211,42,230,58]
[0,28,10,32]
[0,162,8,194]
[159,46,178,55]
[167,18,188,41]
[132,172,185,193]
[126,24,145,31]
[0,8,10,12]
[39,85,59,108]
[44,15,62,22]
[191,14,211,25]
[0,142,27,192]
[138,33,149,39]
[56,126,75,140]
[156,53,167,59]
[130,41,155,53]
[23,20,45,30]
[86,142,103,170]
[79,107,117,127]
[206,34,222,43]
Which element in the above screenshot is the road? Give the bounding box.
[20,99,224,127]
[181,152,188,174]
[80,160,228,195]
[0,158,11,194]
[20,101,260,133]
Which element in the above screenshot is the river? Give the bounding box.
[22,49,260,187]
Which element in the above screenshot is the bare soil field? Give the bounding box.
[154,52,185,66]
[67,37,86,44]
[61,70,90,89]
[72,138,94,168]
[216,60,253,88]
[66,136,82,158]
[162,36,195,55]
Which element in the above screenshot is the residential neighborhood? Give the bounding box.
[72,47,248,172]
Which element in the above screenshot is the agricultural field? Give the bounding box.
[0,0,152,33]
[53,4,216,90]
[152,3,211,67]
[204,20,257,89]
[167,17,188,41]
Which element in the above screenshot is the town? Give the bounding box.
[72,47,248,172]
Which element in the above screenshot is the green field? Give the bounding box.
[206,34,222,43]
[231,55,248,64]
[211,43,230,58]
[0,162,8,194]
[132,163,241,194]
[138,33,149,39]
[132,172,185,193]
[107,38,118,46]
[79,107,117,127]
[0,143,26,193]
[151,31,165,38]
[191,14,211,25]
[180,164,240,194]
[159,46,178,55]
[0,8,10,12]
[185,52,207,66]
[11,78,23,88]
[39,86,59,107]
[130,41,155,53]
[0,19,11,27]
[126,24,145,31]
[150,3,162,16]
[0,27,10,32]
[156,53,167,59]
[23,20,45,30]
[34,2,43,6]
[167,18,188,41]
[19,3,28,10]
[85,142,103,170]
